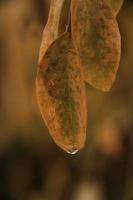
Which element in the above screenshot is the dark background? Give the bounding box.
[0,0,133,199]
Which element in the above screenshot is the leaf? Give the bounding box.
[71,0,121,91]
[36,33,87,154]
[39,0,71,63]
[106,0,124,15]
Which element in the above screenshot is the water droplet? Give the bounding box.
[67,146,78,155]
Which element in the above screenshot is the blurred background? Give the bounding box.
[0,0,133,199]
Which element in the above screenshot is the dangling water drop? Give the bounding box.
[67,146,79,155]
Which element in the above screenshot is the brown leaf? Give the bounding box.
[36,33,87,153]
[39,0,71,63]
[71,0,121,91]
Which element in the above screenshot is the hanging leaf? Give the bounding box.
[71,0,121,91]
[106,0,124,15]
[39,0,71,63]
[36,33,87,154]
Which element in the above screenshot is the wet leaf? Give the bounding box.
[106,0,124,15]
[36,33,87,153]
[71,0,121,91]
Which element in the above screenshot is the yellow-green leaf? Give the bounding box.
[106,0,124,15]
